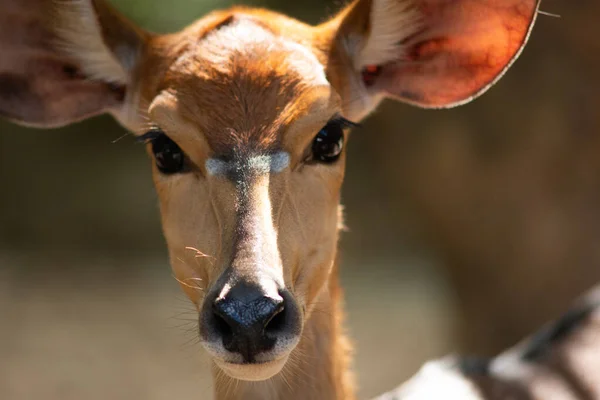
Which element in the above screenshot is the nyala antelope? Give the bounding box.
[379,284,600,400]
[1,0,542,399]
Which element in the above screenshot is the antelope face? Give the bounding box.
[142,14,350,380]
[141,15,346,380]
[1,0,540,384]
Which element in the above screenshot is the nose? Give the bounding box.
[203,282,299,362]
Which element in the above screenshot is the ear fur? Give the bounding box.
[0,0,147,127]
[353,0,422,71]
[53,1,125,85]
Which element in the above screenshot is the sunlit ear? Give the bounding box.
[330,0,541,118]
[0,0,148,128]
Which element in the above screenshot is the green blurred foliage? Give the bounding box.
[113,0,335,32]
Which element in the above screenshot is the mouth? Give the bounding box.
[214,355,290,381]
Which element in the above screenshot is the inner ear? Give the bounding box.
[333,0,541,110]
[378,0,541,108]
[0,0,148,128]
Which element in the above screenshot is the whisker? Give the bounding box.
[111,132,132,144]
[169,321,198,331]
[185,246,215,260]
[183,277,205,283]
[180,335,201,351]
[172,274,204,291]
[167,310,198,319]
[538,10,561,18]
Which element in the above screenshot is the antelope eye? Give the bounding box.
[312,120,345,163]
[140,129,186,174]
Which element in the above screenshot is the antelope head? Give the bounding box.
[0,0,540,383]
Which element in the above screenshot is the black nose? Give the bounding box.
[210,283,289,361]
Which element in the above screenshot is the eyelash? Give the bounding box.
[330,116,360,129]
[136,129,164,143]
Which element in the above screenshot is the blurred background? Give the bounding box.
[1,1,599,399]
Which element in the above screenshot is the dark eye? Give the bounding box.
[312,120,345,163]
[139,129,186,174]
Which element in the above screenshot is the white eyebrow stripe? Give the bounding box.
[205,158,229,176]
[269,152,290,173]
[205,152,290,176]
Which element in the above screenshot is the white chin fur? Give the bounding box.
[215,356,289,381]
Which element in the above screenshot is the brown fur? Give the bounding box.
[136,9,342,156]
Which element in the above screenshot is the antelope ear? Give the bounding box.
[0,0,148,128]
[331,0,540,116]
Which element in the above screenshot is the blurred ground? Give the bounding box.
[0,254,454,400]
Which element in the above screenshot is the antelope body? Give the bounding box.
[1,0,542,399]
[379,285,600,400]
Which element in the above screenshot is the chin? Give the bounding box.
[214,356,290,381]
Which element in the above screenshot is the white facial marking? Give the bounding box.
[283,40,330,87]
[247,154,274,173]
[269,152,290,173]
[205,152,290,176]
[205,158,229,176]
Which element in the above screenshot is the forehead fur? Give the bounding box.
[157,13,330,156]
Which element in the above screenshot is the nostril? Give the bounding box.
[264,305,286,334]
[212,311,234,346]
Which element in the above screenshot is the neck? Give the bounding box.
[213,263,354,400]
